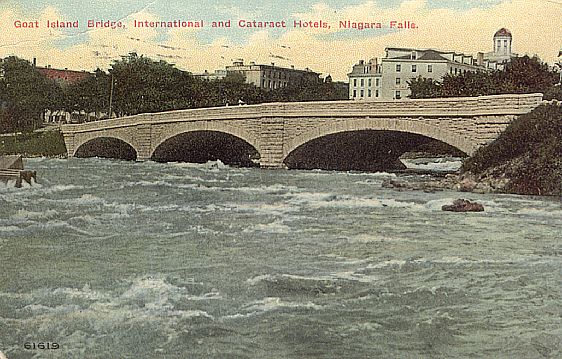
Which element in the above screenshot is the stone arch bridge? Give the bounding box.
[61,93,543,169]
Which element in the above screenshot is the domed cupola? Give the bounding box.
[493,28,512,55]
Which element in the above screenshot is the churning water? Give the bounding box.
[0,158,560,358]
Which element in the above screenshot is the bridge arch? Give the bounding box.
[74,136,138,160]
[150,121,262,159]
[284,118,477,160]
[150,122,261,166]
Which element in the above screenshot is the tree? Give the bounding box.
[65,69,111,119]
[408,55,559,99]
[407,77,442,98]
[109,53,197,116]
[499,55,558,94]
[0,56,57,132]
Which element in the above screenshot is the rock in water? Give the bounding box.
[442,199,484,212]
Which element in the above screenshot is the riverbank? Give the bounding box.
[386,103,562,197]
[462,103,561,196]
[0,130,67,157]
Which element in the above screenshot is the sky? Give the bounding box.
[0,0,560,80]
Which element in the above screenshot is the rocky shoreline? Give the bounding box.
[382,171,514,195]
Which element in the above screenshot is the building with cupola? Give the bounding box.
[348,28,517,100]
[483,28,517,63]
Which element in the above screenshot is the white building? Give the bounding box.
[347,58,382,100]
[348,28,516,100]
[483,28,516,64]
[192,69,227,81]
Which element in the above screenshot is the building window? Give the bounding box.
[395,90,401,99]
[375,78,380,86]
[411,51,417,60]
[396,64,401,72]
[368,89,372,97]
[368,79,372,87]
[262,79,266,87]
[353,90,357,98]
[360,79,364,86]
[353,79,357,87]
[412,64,417,73]
[360,90,364,97]
[375,89,379,97]
[428,65,433,73]
[454,68,458,75]
[396,77,401,85]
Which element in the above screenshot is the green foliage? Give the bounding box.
[269,80,347,102]
[109,53,197,116]
[407,77,442,99]
[543,84,562,101]
[65,69,111,116]
[223,72,246,84]
[0,130,67,157]
[409,55,559,99]
[499,55,557,94]
[441,71,501,97]
[1,54,347,132]
[0,56,58,132]
[462,104,562,195]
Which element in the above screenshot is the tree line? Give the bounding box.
[0,53,347,133]
[2,53,559,134]
[408,55,561,100]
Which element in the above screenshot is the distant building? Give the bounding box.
[483,28,517,64]
[348,28,517,100]
[347,58,382,100]
[36,65,91,85]
[193,69,227,81]
[225,59,320,90]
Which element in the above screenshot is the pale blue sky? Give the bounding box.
[0,0,559,79]
[0,0,513,48]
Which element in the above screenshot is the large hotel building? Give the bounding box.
[348,28,516,100]
[225,60,321,90]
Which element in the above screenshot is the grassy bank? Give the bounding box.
[0,130,67,157]
[462,103,562,196]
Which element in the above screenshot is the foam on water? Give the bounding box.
[1,158,560,358]
[287,191,426,211]
[244,219,292,234]
[11,209,58,220]
[401,157,463,172]
[8,275,219,329]
[224,297,323,320]
[0,225,20,233]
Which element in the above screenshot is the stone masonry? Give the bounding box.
[61,93,543,168]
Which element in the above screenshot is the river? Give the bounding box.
[0,157,560,358]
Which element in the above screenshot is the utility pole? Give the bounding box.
[558,50,562,85]
[108,73,114,119]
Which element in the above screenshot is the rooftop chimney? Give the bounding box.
[477,52,484,66]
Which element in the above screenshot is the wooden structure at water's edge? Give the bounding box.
[0,155,36,188]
